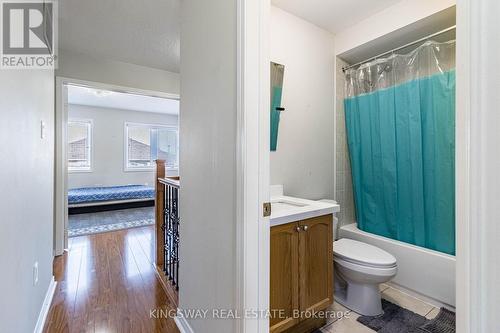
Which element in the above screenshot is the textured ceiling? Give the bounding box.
[271,0,404,33]
[59,0,180,72]
[59,0,404,72]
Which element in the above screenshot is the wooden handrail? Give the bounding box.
[155,160,166,267]
[158,176,180,188]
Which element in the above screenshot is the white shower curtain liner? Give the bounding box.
[345,40,456,98]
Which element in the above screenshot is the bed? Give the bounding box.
[68,185,155,210]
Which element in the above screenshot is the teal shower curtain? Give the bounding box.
[344,41,456,255]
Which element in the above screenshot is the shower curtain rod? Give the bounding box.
[342,25,456,72]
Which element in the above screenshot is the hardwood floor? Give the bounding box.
[43,226,180,333]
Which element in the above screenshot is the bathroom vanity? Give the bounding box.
[270,192,340,333]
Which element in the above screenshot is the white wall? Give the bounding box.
[0,70,54,332]
[270,6,335,200]
[68,105,178,188]
[334,0,456,56]
[57,49,180,94]
[179,0,237,332]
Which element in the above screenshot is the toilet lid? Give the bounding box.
[333,239,397,268]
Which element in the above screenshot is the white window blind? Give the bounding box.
[68,120,92,171]
[125,123,178,170]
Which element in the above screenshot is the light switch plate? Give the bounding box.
[40,121,46,139]
[33,262,39,286]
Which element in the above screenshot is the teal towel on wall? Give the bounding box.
[344,70,456,255]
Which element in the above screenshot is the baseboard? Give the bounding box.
[386,281,455,311]
[174,316,194,333]
[34,276,57,333]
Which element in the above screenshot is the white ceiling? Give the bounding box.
[68,85,179,116]
[271,0,404,33]
[59,0,180,72]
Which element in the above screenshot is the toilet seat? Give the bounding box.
[333,238,397,268]
[334,256,398,276]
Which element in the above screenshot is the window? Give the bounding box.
[125,123,178,170]
[68,119,92,171]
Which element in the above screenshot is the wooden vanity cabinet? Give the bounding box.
[270,214,333,333]
[270,222,300,331]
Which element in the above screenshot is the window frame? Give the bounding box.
[124,121,179,172]
[67,118,93,173]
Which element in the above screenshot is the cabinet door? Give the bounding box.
[298,215,333,314]
[270,222,300,333]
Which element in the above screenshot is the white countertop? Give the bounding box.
[270,195,340,227]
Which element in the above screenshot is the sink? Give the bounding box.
[271,200,308,214]
[270,195,340,227]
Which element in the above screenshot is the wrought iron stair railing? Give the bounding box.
[155,159,180,295]
[160,177,180,289]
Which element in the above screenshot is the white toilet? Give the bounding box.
[333,238,397,316]
[315,200,397,316]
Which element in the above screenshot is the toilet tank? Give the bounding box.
[317,199,339,240]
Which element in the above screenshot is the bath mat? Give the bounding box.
[419,308,456,333]
[357,299,428,333]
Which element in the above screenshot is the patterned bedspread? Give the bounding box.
[68,185,155,204]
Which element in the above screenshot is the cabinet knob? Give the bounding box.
[296,226,301,232]
[302,225,308,231]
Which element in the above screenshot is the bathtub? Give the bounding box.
[339,223,456,308]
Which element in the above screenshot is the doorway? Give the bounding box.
[54,78,180,255]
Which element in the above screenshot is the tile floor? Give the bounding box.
[319,284,441,333]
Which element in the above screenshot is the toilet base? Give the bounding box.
[335,274,383,316]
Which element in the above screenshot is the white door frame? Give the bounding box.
[456,0,500,332]
[455,0,471,331]
[54,76,179,256]
[235,0,270,332]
